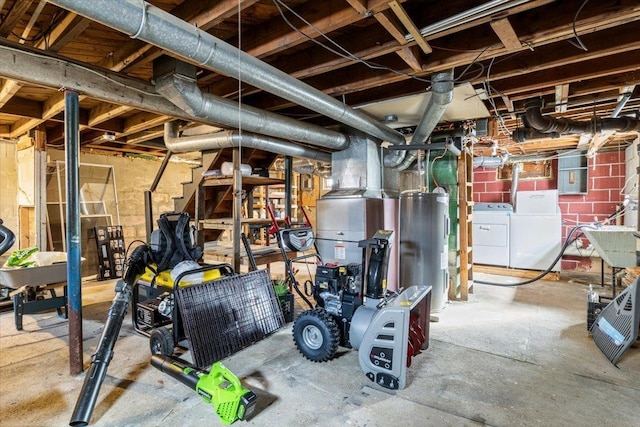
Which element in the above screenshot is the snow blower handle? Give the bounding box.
[266,202,281,236]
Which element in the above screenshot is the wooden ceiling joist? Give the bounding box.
[490,18,521,51]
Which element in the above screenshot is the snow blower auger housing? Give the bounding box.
[292,230,432,390]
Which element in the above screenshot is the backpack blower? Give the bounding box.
[151,355,257,424]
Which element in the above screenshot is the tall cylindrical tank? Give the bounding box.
[399,191,449,312]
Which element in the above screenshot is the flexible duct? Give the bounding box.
[49,0,405,146]
[524,98,640,135]
[156,71,349,151]
[163,122,331,163]
[392,70,455,171]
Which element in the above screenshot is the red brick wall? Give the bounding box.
[473,149,626,271]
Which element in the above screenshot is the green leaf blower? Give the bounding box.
[150,354,257,424]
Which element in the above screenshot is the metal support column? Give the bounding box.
[232,149,242,272]
[284,155,292,220]
[34,127,48,250]
[65,90,83,375]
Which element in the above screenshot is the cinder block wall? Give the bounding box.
[473,148,627,272]
[46,149,192,244]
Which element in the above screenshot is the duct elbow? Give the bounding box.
[524,98,556,133]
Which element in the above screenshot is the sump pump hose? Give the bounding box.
[476,224,597,287]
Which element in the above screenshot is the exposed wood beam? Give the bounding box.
[344,0,368,14]
[239,0,403,59]
[492,52,640,97]
[0,0,34,38]
[373,10,423,71]
[0,41,199,135]
[0,97,43,118]
[500,94,516,120]
[19,0,46,44]
[476,21,640,85]
[89,103,133,128]
[388,1,431,54]
[10,118,42,139]
[123,113,171,135]
[395,46,423,72]
[202,0,554,90]
[265,11,640,113]
[490,18,521,51]
[0,79,23,108]
[0,12,90,120]
[555,84,569,113]
[41,12,90,52]
[125,127,164,145]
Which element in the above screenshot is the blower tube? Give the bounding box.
[475,224,597,287]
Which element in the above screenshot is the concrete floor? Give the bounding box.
[1,272,639,427]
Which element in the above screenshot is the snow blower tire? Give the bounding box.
[292,308,340,362]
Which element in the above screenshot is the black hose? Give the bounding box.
[0,219,16,256]
[476,224,597,287]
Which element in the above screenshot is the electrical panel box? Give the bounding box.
[558,150,588,194]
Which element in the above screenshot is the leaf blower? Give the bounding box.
[151,354,257,424]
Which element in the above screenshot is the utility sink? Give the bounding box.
[583,225,637,268]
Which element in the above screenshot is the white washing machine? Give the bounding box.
[509,190,562,271]
[473,203,512,267]
[509,213,562,271]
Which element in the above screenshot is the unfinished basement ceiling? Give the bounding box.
[0,0,638,158]
[358,83,491,129]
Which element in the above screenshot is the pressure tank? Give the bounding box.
[399,191,449,312]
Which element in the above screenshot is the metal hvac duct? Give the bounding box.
[524,98,640,135]
[155,62,349,151]
[384,70,455,170]
[163,122,331,163]
[510,163,521,212]
[49,0,405,147]
[473,154,508,169]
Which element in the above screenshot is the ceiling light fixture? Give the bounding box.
[102,131,116,141]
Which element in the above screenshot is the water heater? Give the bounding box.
[399,191,449,312]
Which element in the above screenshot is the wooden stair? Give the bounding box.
[173,148,279,242]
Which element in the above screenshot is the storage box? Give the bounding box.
[279,293,294,323]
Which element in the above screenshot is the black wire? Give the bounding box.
[271,0,490,86]
[476,224,597,287]
[9,10,65,45]
[567,0,590,51]
[271,0,435,84]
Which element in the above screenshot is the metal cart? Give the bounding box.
[0,261,69,330]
